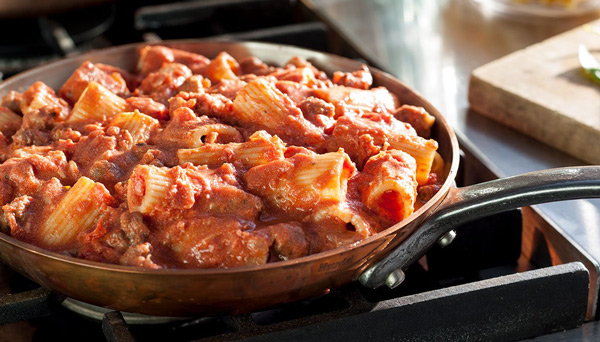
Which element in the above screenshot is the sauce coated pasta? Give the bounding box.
[0,46,443,269]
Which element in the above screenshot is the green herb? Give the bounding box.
[583,24,600,36]
[579,44,600,85]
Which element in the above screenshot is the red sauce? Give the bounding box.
[377,190,404,222]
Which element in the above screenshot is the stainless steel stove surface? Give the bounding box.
[0,0,598,341]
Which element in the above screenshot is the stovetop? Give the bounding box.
[0,0,597,341]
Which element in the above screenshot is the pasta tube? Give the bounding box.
[245,150,355,217]
[68,81,129,123]
[177,131,285,168]
[354,150,418,225]
[109,110,160,145]
[39,177,113,248]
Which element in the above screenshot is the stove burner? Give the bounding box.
[0,4,115,77]
[62,298,187,325]
[135,0,295,36]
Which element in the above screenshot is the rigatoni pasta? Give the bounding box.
[313,86,399,116]
[352,150,418,225]
[127,165,176,216]
[68,81,129,123]
[200,51,240,83]
[39,177,113,248]
[244,151,356,218]
[0,45,444,270]
[232,78,326,148]
[387,134,438,185]
[109,110,160,146]
[177,130,285,168]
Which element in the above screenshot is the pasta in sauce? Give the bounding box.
[0,46,444,269]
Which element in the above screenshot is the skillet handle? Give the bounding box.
[358,166,600,289]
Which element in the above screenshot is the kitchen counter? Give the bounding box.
[308,0,600,337]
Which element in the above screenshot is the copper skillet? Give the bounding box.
[0,41,598,317]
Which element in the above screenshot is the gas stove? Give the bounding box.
[0,1,596,341]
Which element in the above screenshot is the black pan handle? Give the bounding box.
[358,166,600,289]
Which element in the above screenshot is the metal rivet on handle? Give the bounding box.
[437,230,457,247]
[384,269,406,289]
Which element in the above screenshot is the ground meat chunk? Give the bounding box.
[179,75,211,94]
[1,195,33,235]
[0,132,9,158]
[0,106,22,138]
[208,79,247,100]
[11,129,51,148]
[194,93,235,120]
[78,209,153,265]
[50,123,81,145]
[298,97,336,131]
[135,63,192,104]
[59,61,130,105]
[71,130,117,176]
[12,82,71,147]
[332,65,373,90]
[158,216,269,269]
[138,45,210,76]
[96,63,140,91]
[119,243,162,269]
[151,107,241,149]
[239,56,275,76]
[120,211,150,245]
[258,222,309,261]
[393,105,436,138]
[191,164,263,221]
[172,92,236,124]
[0,150,71,200]
[88,156,128,191]
[275,81,314,105]
[327,113,416,168]
[3,178,66,243]
[1,91,23,114]
[126,96,168,120]
[416,172,443,209]
[285,56,329,80]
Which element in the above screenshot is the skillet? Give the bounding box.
[0,41,598,316]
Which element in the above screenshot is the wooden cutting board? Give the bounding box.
[468,19,600,165]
